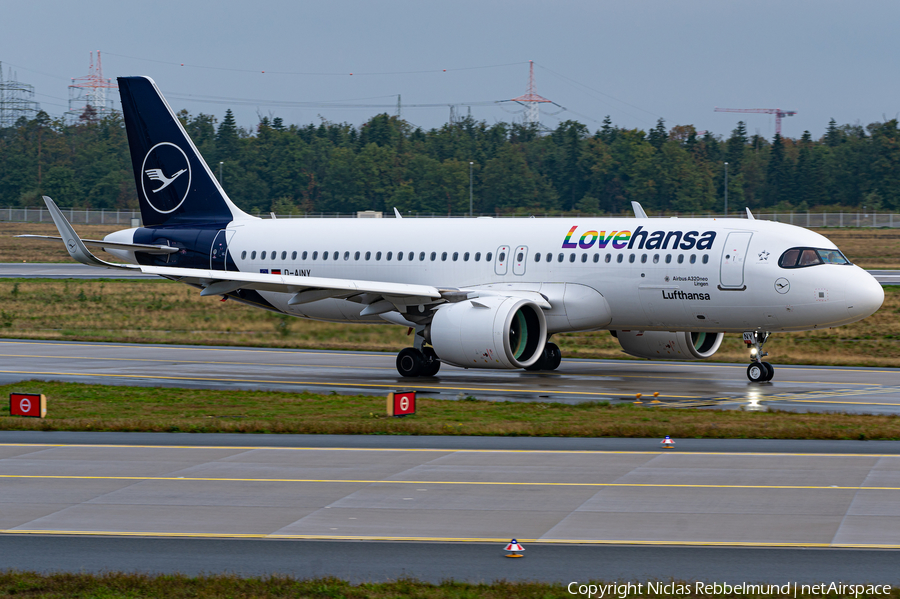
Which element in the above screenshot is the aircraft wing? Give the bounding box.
[141,264,443,307]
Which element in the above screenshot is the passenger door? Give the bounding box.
[719,231,752,290]
[210,229,231,271]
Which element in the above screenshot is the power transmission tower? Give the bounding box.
[0,63,41,127]
[511,60,551,126]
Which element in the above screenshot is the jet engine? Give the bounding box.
[428,296,547,369]
[613,330,724,360]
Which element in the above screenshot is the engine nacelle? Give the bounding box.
[429,296,547,369]
[613,330,724,360]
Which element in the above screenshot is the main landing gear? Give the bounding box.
[744,331,774,382]
[396,347,441,378]
[524,342,562,372]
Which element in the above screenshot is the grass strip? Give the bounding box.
[1,572,898,599]
[2,381,900,439]
[1,278,899,366]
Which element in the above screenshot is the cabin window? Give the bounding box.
[677,254,684,264]
[475,252,481,262]
[640,254,647,264]
[344,251,350,260]
[581,253,588,263]
[702,254,709,264]
[453,252,459,261]
[690,254,697,264]
[593,253,600,263]
[441,252,448,261]
[281,251,287,260]
[463,252,470,261]
[498,252,506,263]
[605,253,611,263]
[322,251,328,260]
[617,254,624,263]
[365,251,371,260]
[397,251,404,261]
[291,251,297,260]
[430,252,436,261]
[486,252,493,261]
[354,251,360,260]
[376,251,382,260]
[407,252,413,261]
[629,254,636,263]
[261,251,267,260]
[333,251,338,260]
[567,253,574,263]
[386,251,392,260]
[312,251,318,260]
[557,253,564,263]
[534,253,541,262]
[241,251,247,260]
[665,254,671,264]
[302,251,308,260]
[419,252,426,261]
[653,254,659,264]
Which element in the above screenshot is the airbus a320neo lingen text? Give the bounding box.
[25,77,885,382]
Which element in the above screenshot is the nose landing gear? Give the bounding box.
[743,331,774,382]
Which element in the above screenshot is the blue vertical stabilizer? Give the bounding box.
[118,76,248,227]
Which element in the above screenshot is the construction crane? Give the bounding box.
[714,107,797,136]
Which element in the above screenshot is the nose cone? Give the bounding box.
[846,268,884,320]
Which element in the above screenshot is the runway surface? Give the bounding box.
[3,263,898,283]
[2,434,900,583]
[1,338,899,414]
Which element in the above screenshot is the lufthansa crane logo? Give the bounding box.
[140,142,192,214]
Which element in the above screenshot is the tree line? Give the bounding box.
[1,107,898,215]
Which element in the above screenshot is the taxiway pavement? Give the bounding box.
[1,338,898,414]
[2,434,900,583]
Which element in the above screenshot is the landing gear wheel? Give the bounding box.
[421,347,441,377]
[747,362,768,383]
[761,362,774,382]
[525,342,562,371]
[396,347,424,378]
[545,343,562,371]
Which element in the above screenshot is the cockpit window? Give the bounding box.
[818,249,851,265]
[779,247,851,268]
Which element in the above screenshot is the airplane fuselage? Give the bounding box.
[107,216,883,335]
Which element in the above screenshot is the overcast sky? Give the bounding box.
[3,0,898,140]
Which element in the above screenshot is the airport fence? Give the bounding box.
[2,206,900,228]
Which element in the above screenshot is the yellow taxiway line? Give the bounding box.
[3,442,900,458]
[2,473,899,491]
[0,368,699,399]
[2,528,900,549]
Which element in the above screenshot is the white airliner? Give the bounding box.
[27,77,885,382]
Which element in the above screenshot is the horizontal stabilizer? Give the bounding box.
[16,235,178,255]
[39,196,140,271]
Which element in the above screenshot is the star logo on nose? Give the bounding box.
[758,251,770,261]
